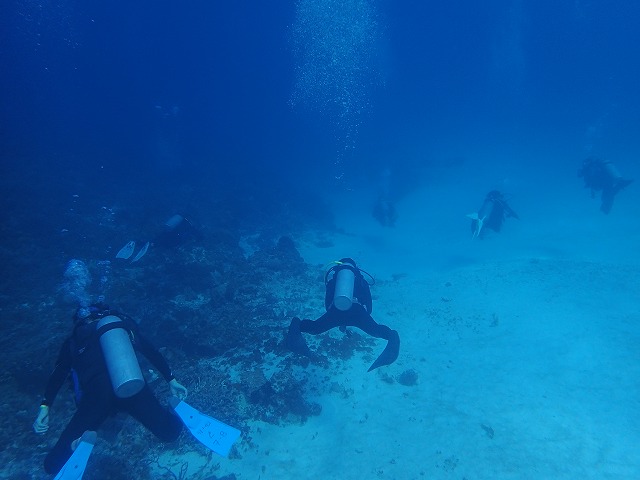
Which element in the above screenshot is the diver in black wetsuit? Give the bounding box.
[32,303,188,476]
[116,213,203,262]
[468,190,519,239]
[372,194,398,227]
[153,213,202,248]
[285,258,400,372]
[578,156,633,214]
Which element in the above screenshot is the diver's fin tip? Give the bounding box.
[131,242,150,263]
[53,430,97,480]
[368,331,400,372]
[172,400,240,457]
[116,241,135,259]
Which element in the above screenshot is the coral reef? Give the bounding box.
[0,202,356,479]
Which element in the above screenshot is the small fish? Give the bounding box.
[480,423,494,439]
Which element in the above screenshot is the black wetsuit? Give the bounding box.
[578,157,633,214]
[153,215,202,248]
[372,194,398,227]
[286,265,400,372]
[471,190,519,237]
[41,312,182,475]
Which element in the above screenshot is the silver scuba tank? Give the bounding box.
[164,214,184,230]
[96,315,145,398]
[333,265,356,311]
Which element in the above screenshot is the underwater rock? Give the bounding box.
[248,235,306,276]
[247,369,321,424]
[397,369,419,386]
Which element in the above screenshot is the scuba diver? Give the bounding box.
[372,167,398,227]
[578,156,633,214]
[285,258,400,372]
[372,194,398,227]
[33,302,188,476]
[116,213,203,262]
[152,213,202,248]
[467,190,519,239]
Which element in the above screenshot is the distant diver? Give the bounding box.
[372,167,398,227]
[372,193,398,227]
[116,213,202,262]
[467,190,519,239]
[285,258,400,372]
[578,156,633,214]
[33,302,188,476]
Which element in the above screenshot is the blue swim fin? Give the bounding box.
[131,241,150,262]
[116,241,135,259]
[466,213,485,239]
[53,430,97,480]
[169,397,240,457]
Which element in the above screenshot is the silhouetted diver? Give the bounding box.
[372,194,398,227]
[467,190,519,239]
[578,156,633,214]
[285,258,400,372]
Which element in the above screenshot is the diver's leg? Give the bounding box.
[44,380,113,474]
[286,311,341,355]
[601,189,615,214]
[299,311,341,335]
[285,317,311,355]
[121,385,182,442]
[345,306,400,371]
[344,306,392,339]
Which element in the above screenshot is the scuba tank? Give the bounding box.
[326,258,375,311]
[96,315,145,398]
[331,260,357,311]
[154,213,199,248]
[164,214,185,230]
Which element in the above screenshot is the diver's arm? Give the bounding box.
[324,279,336,311]
[132,326,187,398]
[41,338,73,407]
[356,278,373,313]
[132,329,175,382]
[115,314,180,385]
[115,314,175,381]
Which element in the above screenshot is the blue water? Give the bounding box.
[2,1,640,478]
[4,1,638,191]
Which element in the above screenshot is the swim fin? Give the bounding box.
[169,397,240,457]
[285,317,311,356]
[53,430,97,480]
[131,241,150,262]
[368,330,400,372]
[116,241,135,259]
[466,213,484,239]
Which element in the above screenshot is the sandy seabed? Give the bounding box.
[7,168,638,480]
[176,180,640,480]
